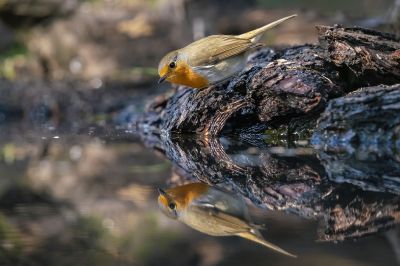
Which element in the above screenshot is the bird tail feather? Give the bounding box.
[237,14,297,42]
[237,230,297,258]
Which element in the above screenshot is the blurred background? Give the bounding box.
[0,1,399,266]
[0,0,397,84]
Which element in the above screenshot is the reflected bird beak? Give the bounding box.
[158,75,167,84]
[157,188,174,201]
[157,188,167,196]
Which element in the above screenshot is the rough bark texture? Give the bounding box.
[136,25,400,136]
[312,85,400,195]
[312,84,400,151]
[317,26,400,87]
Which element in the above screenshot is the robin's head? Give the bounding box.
[157,50,208,88]
[157,188,179,219]
[158,51,179,83]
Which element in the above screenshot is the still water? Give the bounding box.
[0,125,398,266]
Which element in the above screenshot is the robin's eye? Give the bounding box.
[169,202,176,210]
[169,62,176,69]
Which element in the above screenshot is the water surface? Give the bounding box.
[0,125,398,266]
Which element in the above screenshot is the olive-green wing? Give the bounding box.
[185,35,258,66]
[194,204,251,233]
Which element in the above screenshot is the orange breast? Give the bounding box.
[168,182,209,209]
[168,62,209,89]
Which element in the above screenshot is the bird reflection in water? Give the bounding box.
[157,182,297,258]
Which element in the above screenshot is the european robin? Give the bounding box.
[157,182,297,258]
[158,14,297,89]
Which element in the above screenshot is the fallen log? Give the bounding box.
[136,26,400,136]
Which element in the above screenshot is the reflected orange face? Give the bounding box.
[158,193,169,208]
[157,182,209,211]
[158,61,209,89]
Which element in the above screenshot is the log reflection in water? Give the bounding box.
[140,132,400,241]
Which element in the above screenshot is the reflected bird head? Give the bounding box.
[157,188,179,219]
[157,183,210,219]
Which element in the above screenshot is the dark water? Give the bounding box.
[0,125,398,266]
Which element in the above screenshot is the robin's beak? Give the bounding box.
[158,75,168,84]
